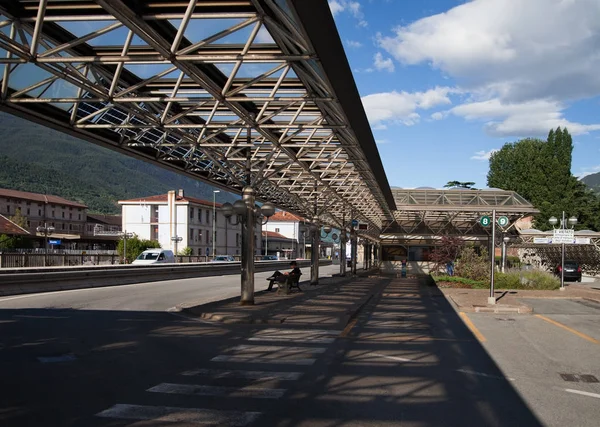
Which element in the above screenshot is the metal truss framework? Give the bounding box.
[0,0,394,240]
[381,188,538,241]
[516,231,600,274]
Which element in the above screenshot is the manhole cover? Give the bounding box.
[559,373,598,383]
[580,375,599,383]
[560,373,578,382]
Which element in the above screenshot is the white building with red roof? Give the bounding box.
[119,189,262,257]
[263,211,307,259]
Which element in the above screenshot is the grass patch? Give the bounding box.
[432,271,560,290]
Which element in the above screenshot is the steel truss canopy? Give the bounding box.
[380,188,539,241]
[0,0,395,239]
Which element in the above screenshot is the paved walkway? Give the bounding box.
[441,284,600,313]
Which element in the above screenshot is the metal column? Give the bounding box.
[351,233,357,275]
[310,227,320,285]
[240,186,255,305]
[340,234,347,276]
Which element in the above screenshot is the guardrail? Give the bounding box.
[0,259,332,297]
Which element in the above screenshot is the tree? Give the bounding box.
[0,209,32,249]
[429,235,464,273]
[9,208,27,228]
[178,247,193,256]
[444,181,476,189]
[487,127,600,230]
[117,235,161,263]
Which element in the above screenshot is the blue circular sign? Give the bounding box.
[351,219,359,228]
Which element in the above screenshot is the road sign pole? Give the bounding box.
[489,209,496,305]
[561,211,565,290]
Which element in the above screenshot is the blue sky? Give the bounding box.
[328,0,600,188]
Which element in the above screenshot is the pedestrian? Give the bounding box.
[446,260,454,276]
[267,261,302,291]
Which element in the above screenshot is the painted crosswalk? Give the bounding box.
[96,326,340,425]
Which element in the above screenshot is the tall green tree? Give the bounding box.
[444,181,476,189]
[117,235,161,263]
[488,127,599,230]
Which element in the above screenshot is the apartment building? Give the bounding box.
[119,189,263,256]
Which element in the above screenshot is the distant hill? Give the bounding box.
[581,172,600,194]
[0,112,236,214]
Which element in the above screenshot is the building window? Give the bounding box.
[26,220,30,227]
[236,233,239,246]
[189,228,194,241]
[275,228,280,233]
[6,205,9,214]
[52,210,55,217]
[62,223,65,230]
[205,210,209,223]
[38,209,41,216]
[206,232,209,244]
[198,230,203,243]
[69,213,72,219]
[27,208,30,215]
[69,207,72,211]
[198,209,201,222]
[62,212,65,218]
[190,208,194,219]
[69,224,73,231]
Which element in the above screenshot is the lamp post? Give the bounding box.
[221,196,275,304]
[171,235,183,257]
[212,190,220,259]
[36,223,55,266]
[501,235,510,273]
[549,212,577,290]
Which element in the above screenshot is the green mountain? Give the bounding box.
[582,172,600,194]
[0,112,236,214]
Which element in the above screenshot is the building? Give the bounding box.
[0,214,29,237]
[0,188,122,250]
[119,189,263,256]
[262,211,306,259]
[262,231,296,259]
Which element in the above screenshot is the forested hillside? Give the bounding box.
[0,112,235,214]
[581,172,600,194]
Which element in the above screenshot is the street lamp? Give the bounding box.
[36,223,55,266]
[549,212,577,290]
[212,190,220,259]
[171,235,183,258]
[501,235,510,273]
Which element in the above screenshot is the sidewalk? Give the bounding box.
[440,284,600,313]
[176,272,386,327]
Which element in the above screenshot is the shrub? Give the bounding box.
[178,247,193,256]
[494,271,559,290]
[455,246,490,281]
[432,275,486,287]
[117,235,161,263]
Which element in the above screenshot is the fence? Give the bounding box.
[0,252,301,268]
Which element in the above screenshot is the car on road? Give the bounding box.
[131,249,175,265]
[261,255,279,260]
[212,255,235,262]
[555,260,582,282]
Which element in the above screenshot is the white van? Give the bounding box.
[131,249,175,265]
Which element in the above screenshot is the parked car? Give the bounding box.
[261,255,279,260]
[212,255,235,262]
[131,249,175,265]
[555,260,582,282]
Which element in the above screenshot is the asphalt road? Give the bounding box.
[1,269,598,426]
[0,264,340,312]
[464,298,600,427]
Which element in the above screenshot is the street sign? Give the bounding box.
[552,229,575,244]
[497,216,509,227]
[48,239,61,245]
[533,237,550,244]
[351,219,359,228]
[480,216,491,227]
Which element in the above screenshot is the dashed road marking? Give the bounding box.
[96,403,261,425]
[181,368,303,381]
[147,383,286,399]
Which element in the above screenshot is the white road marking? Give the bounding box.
[211,355,316,365]
[228,344,327,353]
[371,352,412,362]
[148,383,286,399]
[181,368,303,381]
[565,389,600,399]
[249,329,338,343]
[456,369,515,381]
[96,403,260,425]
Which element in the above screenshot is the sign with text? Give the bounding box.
[552,229,575,244]
[480,216,491,227]
[533,237,550,244]
[497,216,509,227]
[48,239,61,245]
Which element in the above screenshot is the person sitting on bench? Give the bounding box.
[267,261,302,291]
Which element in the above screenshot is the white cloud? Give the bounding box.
[430,112,445,120]
[471,149,499,161]
[449,99,600,137]
[373,52,395,73]
[256,26,274,43]
[376,0,600,136]
[361,87,453,127]
[329,1,368,26]
[346,40,363,48]
[576,165,600,179]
